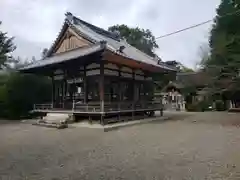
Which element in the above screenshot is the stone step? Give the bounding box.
[42,113,70,124]
[33,122,68,129]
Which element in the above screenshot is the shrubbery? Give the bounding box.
[186,100,213,112]
[186,99,227,112]
[0,72,51,119]
[215,100,226,111]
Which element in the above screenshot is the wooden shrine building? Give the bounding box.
[20,12,175,124]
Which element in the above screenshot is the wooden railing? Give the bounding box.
[34,103,53,110]
[33,101,163,112]
[74,102,101,112]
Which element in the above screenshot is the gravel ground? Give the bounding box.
[0,112,240,180]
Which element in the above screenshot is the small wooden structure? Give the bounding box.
[161,81,185,111]
[161,72,211,111]
[20,12,175,124]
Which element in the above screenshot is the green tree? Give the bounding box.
[108,25,158,57]
[197,43,210,70]
[0,21,16,69]
[206,0,240,94]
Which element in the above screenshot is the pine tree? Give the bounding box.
[0,21,16,69]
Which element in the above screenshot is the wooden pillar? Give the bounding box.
[99,61,105,125]
[118,66,121,110]
[117,66,121,121]
[64,77,67,101]
[61,77,64,108]
[51,76,55,109]
[71,70,76,111]
[132,70,135,120]
[83,65,88,104]
[63,70,67,109]
[72,73,76,102]
[132,70,136,102]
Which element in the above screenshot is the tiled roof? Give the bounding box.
[20,44,104,71]
[177,72,209,87]
[67,13,175,71]
[161,72,209,92]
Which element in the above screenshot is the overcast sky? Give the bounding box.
[0,0,220,68]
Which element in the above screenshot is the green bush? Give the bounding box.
[186,103,199,112]
[198,100,213,111]
[0,72,51,119]
[215,100,226,111]
[186,100,212,112]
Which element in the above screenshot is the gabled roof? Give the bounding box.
[21,12,175,72]
[47,12,174,71]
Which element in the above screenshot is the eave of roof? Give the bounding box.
[19,43,105,71]
[105,46,175,72]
